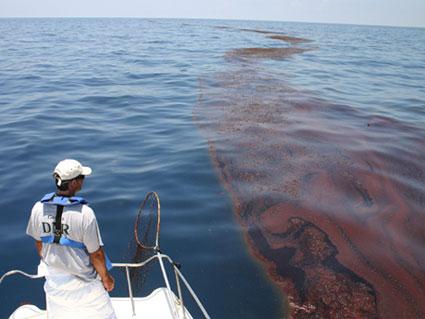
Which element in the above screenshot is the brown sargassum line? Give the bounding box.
[215,26,314,60]
[196,25,425,319]
[226,47,312,60]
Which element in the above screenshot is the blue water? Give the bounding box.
[0,18,424,318]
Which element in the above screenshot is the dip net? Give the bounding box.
[127,191,161,294]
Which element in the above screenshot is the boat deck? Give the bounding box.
[10,287,192,319]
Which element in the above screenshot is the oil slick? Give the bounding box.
[195,27,425,318]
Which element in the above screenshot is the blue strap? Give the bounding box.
[41,192,88,206]
[40,235,113,270]
[41,235,85,249]
[104,253,113,271]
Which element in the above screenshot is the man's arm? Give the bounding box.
[35,240,42,258]
[89,246,114,292]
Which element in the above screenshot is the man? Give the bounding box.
[26,159,117,319]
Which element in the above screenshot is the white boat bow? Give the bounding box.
[1,252,210,319]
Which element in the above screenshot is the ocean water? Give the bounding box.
[0,18,424,318]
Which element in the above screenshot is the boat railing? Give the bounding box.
[0,253,210,319]
[0,269,45,283]
[112,252,210,319]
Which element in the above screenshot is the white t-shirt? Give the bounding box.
[26,200,104,281]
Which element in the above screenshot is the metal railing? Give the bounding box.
[0,269,44,284]
[0,253,210,319]
[112,252,210,319]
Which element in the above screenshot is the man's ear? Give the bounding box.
[69,179,78,188]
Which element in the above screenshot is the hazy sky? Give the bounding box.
[1,0,424,27]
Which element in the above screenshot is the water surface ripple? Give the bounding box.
[0,18,282,319]
[1,18,424,319]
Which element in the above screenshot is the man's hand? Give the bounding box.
[89,246,115,292]
[102,273,115,292]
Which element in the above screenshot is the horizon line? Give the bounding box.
[0,16,424,29]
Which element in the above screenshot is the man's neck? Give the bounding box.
[56,191,76,197]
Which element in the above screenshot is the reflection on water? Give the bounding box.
[196,29,425,318]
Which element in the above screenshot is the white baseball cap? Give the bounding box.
[53,159,92,186]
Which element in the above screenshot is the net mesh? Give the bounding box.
[127,192,160,294]
[134,192,160,250]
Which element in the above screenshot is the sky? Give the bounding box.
[1,0,424,28]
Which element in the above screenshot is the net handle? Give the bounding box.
[134,191,161,251]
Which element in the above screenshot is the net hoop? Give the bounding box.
[134,191,161,251]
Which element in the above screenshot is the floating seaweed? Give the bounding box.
[195,28,425,318]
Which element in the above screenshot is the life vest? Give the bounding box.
[40,192,112,270]
[41,192,88,206]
